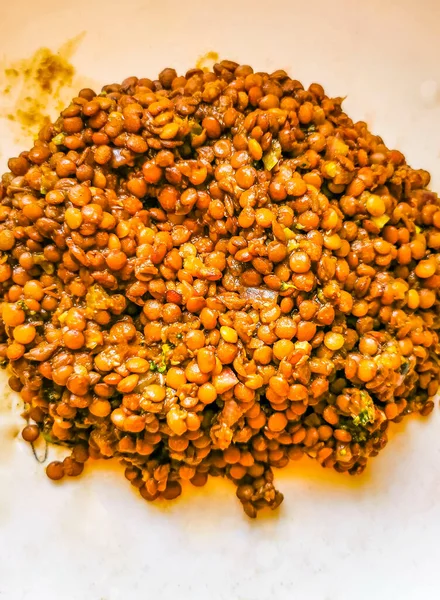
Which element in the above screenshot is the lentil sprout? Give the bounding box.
[0,61,439,517]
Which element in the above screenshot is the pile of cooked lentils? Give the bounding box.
[1,60,439,517]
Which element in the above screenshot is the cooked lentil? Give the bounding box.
[1,61,439,517]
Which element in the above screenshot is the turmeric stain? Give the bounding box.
[0,33,95,143]
[196,51,219,72]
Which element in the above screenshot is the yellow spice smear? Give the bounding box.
[0,33,93,143]
[0,44,216,143]
[196,51,219,72]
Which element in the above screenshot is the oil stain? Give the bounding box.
[0,33,96,143]
[196,51,219,72]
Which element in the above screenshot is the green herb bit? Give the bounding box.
[51,133,66,145]
[317,288,326,303]
[371,215,390,229]
[287,239,299,252]
[43,387,61,402]
[16,298,37,316]
[17,299,29,311]
[280,282,297,292]
[352,391,375,427]
[284,227,295,240]
[33,253,55,274]
[262,140,282,171]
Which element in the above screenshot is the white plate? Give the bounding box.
[1,1,440,598]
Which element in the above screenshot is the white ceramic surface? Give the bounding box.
[1,1,440,598]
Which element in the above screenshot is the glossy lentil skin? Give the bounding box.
[1,61,439,517]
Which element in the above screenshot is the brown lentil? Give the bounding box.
[46,461,65,481]
[2,61,439,518]
[21,424,40,442]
